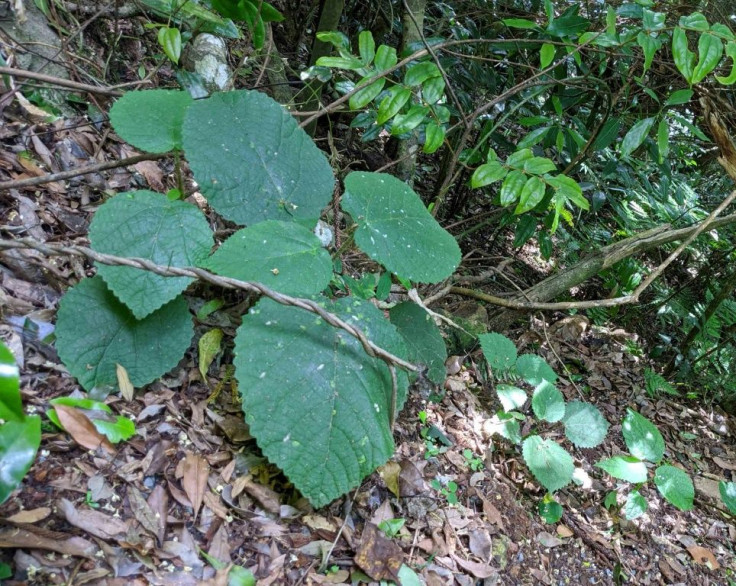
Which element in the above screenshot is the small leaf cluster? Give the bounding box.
[314,31,449,153]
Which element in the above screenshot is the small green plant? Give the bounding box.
[644,368,678,397]
[430,479,458,505]
[462,448,484,471]
[378,518,406,538]
[46,397,136,444]
[84,490,100,509]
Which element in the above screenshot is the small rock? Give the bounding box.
[182,34,233,93]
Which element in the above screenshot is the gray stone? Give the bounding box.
[182,33,232,93]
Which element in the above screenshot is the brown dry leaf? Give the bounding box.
[480,497,505,530]
[451,553,497,578]
[378,461,401,497]
[238,476,280,514]
[303,514,336,532]
[180,452,209,519]
[536,531,564,548]
[687,545,720,570]
[468,527,492,560]
[354,523,403,583]
[399,459,426,497]
[134,160,165,191]
[147,484,169,546]
[713,456,736,471]
[208,523,231,566]
[5,507,52,523]
[58,498,128,541]
[54,405,115,454]
[127,486,160,541]
[116,363,135,401]
[556,524,574,538]
[0,527,99,558]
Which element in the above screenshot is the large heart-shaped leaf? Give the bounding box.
[89,191,213,319]
[109,90,193,153]
[522,435,574,492]
[342,172,461,283]
[388,302,446,385]
[56,277,193,392]
[183,90,335,226]
[202,221,332,296]
[234,297,409,507]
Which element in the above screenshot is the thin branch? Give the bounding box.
[0,66,124,96]
[0,237,418,374]
[0,152,168,191]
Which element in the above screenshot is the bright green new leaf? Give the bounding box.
[315,56,364,69]
[89,191,213,319]
[623,490,648,519]
[715,42,736,84]
[622,408,664,463]
[157,26,182,64]
[358,30,375,65]
[664,89,693,106]
[183,90,335,226]
[654,465,694,510]
[515,354,557,386]
[202,221,332,296]
[0,341,23,422]
[523,157,557,174]
[538,497,563,523]
[55,277,193,391]
[515,176,546,215]
[315,31,350,50]
[0,417,41,505]
[198,329,223,383]
[495,384,527,411]
[377,86,412,124]
[374,45,397,71]
[479,333,517,373]
[562,401,609,448]
[227,565,256,586]
[678,12,709,31]
[391,105,428,135]
[522,436,574,492]
[404,62,441,86]
[342,172,461,283]
[531,380,565,423]
[93,416,136,444]
[423,122,445,154]
[621,117,655,157]
[657,119,669,162]
[546,7,589,38]
[422,76,445,105]
[642,9,666,31]
[719,481,736,514]
[234,297,409,508]
[389,302,447,385]
[596,456,648,483]
[507,148,534,167]
[109,90,192,153]
[502,18,538,29]
[540,43,556,68]
[349,78,385,110]
[692,33,723,84]
[672,28,696,83]
[499,170,527,206]
[518,127,551,149]
[636,32,660,74]
[547,174,589,210]
[471,161,508,188]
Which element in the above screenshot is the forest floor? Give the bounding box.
[1,3,736,585]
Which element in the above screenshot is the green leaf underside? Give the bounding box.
[624,491,648,519]
[342,172,461,283]
[109,89,192,153]
[596,456,648,483]
[183,90,335,226]
[89,191,213,319]
[234,297,409,508]
[94,416,136,443]
[515,354,558,386]
[203,221,332,296]
[719,481,736,514]
[654,464,694,510]
[522,436,574,492]
[55,277,193,391]
[622,409,665,463]
[532,380,565,423]
[479,333,517,372]
[496,384,527,411]
[0,342,23,422]
[388,302,446,385]
[563,401,609,448]
[0,417,41,504]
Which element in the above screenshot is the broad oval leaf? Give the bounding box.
[672,28,696,83]
[404,62,441,86]
[515,176,546,215]
[158,26,182,64]
[423,122,445,154]
[563,401,609,448]
[678,12,709,31]
[522,436,574,492]
[471,161,508,188]
[377,87,412,125]
[478,333,517,373]
[109,90,193,153]
[515,354,557,386]
[342,172,461,283]
[719,481,736,514]
[622,408,664,463]
[0,341,23,422]
[623,490,648,520]
[358,30,375,65]
[654,464,694,510]
[540,43,556,68]
[202,221,332,296]
[374,45,397,71]
[56,277,193,391]
[389,302,447,385]
[531,380,565,423]
[89,190,213,319]
[523,157,557,175]
[621,117,655,157]
[495,384,527,411]
[692,33,723,84]
[596,456,648,483]
[422,76,445,105]
[183,90,335,225]
[391,105,429,135]
[349,78,386,110]
[499,170,527,206]
[234,297,409,508]
[715,42,736,85]
[0,417,41,505]
[664,89,693,106]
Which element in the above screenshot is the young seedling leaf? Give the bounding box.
[495,384,527,411]
[479,333,517,373]
[55,277,193,391]
[719,481,736,514]
[562,401,609,448]
[622,409,664,463]
[531,380,566,423]
[515,354,557,386]
[202,221,332,296]
[595,456,648,483]
[342,172,461,283]
[89,190,213,319]
[623,490,647,519]
[522,435,574,492]
[654,465,694,510]
[234,297,409,508]
[109,89,192,153]
[388,302,446,385]
[93,416,136,444]
[183,90,335,226]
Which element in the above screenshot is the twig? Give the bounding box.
[0,66,123,96]
[0,238,418,374]
[0,152,168,191]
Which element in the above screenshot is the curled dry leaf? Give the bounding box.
[179,452,209,519]
[687,545,720,570]
[116,363,135,401]
[54,404,115,454]
[58,498,128,541]
[354,523,403,583]
[5,507,52,523]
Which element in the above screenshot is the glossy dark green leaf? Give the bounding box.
[672,27,696,83]
[391,105,428,135]
[404,62,441,86]
[358,30,375,65]
[0,342,23,422]
[692,33,723,84]
[621,117,655,157]
[349,78,386,110]
[377,86,412,124]
[515,176,546,214]
[0,416,41,504]
[423,122,445,154]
